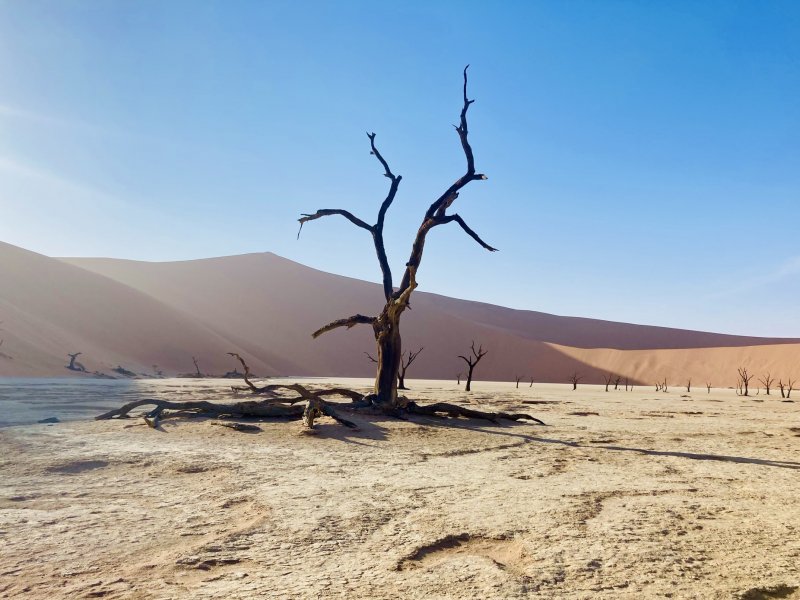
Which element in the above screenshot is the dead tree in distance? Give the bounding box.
[686,379,691,393]
[459,341,488,392]
[515,375,523,389]
[614,376,621,390]
[706,382,712,394]
[758,373,774,396]
[192,356,202,377]
[529,377,534,388]
[398,347,423,390]
[603,373,614,392]
[569,372,582,391]
[66,352,87,372]
[737,367,754,397]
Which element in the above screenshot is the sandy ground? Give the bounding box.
[1,379,799,599]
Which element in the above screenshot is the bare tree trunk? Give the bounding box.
[373,317,402,407]
[465,364,475,392]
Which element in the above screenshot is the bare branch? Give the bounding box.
[404,347,424,369]
[312,314,376,339]
[364,351,378,363]
[433,213,497,251]
[297,209,372,239]
[367,132,401,300]
[398,66,488,295]
[424,65,487,220]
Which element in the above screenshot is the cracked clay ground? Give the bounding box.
[1,379,799,599]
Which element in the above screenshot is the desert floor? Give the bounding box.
[1,379,799,599]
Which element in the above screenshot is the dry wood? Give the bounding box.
[458,341,488,392]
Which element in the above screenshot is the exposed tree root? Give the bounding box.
[96,382,545,431]
[405,401,545,425]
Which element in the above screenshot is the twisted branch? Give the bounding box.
[312,314,376,338]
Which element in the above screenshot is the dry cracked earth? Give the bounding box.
[1,380,799,599]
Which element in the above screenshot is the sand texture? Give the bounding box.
[2,380,799,599]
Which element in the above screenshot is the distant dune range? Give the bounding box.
[1,241,797,385]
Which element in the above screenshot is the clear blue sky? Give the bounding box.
[1,1,798,336]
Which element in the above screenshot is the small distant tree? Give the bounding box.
[456,372,463,385]
[398,347,424,390]
[603,373,614,392]
[66,352,87,373]
[706,382,712,394]
[458,341,488,392]
[787,378,795,399]
[686,379,691,393]
[515,375,523,389]
[614,376,621,390]
[737,367,754,397]
[569,372,582,390]
[624,377,629,391]
[529,377,534,388]
[758,373,774,396]
[192,356,202,377]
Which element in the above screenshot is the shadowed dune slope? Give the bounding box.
[59,251,800,385]
[0,242,293,377]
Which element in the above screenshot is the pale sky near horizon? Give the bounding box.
[0,1,798,337]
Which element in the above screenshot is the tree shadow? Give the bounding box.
[410,417,800,470]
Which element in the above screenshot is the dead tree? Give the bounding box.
[737,367,754,397]
[758,373,774,396]
[706,382,712,394]
[66,352,87,373]
[398,347,423,390]
[98,69,543,431]
[569,372,582,391]
[529,377,534,388]
[686,379,691,393]
[192,356,202,377]
[624,377,629,391]
[662,378,668,393]
[100,351,538,430]
[603,373,614,392]
[459,341,488,392]
[290,66,541,426]
[613,376,621,390]
[787,378,795,399]
[515,375,523,389]
[456,372,463,385]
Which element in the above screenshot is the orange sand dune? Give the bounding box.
[1,241,797,381]
[551,342,800,388]
[0,242,289,377]
[58,250,799,385]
